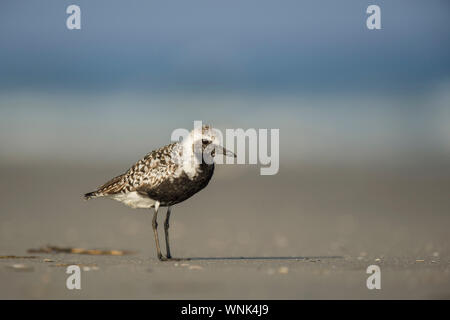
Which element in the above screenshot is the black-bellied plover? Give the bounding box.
[84,125,236,261]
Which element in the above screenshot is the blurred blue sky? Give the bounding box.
[1,0,449,92]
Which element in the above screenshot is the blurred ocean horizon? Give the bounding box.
[1,84,450,170]
[1,1,449,90]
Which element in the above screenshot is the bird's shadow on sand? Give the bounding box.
[179,256,344,261]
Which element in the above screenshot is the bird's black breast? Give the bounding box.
[143,163,215,206]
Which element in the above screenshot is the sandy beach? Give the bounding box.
[1,164,449,299]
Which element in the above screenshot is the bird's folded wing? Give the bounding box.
[126,143,181,194]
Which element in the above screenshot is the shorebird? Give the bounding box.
[83,125,236,261]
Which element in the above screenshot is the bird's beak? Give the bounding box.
[215,145,236,158]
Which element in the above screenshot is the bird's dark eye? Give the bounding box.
[202,139,209,145]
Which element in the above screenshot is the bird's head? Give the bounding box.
[187,125,236,164]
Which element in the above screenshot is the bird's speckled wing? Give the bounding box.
[84,142,183,199]
[124,142,182,194]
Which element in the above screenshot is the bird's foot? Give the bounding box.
[157,254,168,261]
[157,255,186,262]
[167,257,185,261]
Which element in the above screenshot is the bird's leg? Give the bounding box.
[151,203,166,261]
[164,207,172,259]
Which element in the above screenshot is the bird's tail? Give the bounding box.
[83,174,125,200]
[83,191,100,200]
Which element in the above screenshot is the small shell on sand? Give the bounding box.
[6,264,34,272]
[188,265,203,270]
[278,266,289,274]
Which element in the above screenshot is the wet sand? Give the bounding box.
[0,164,449,299]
